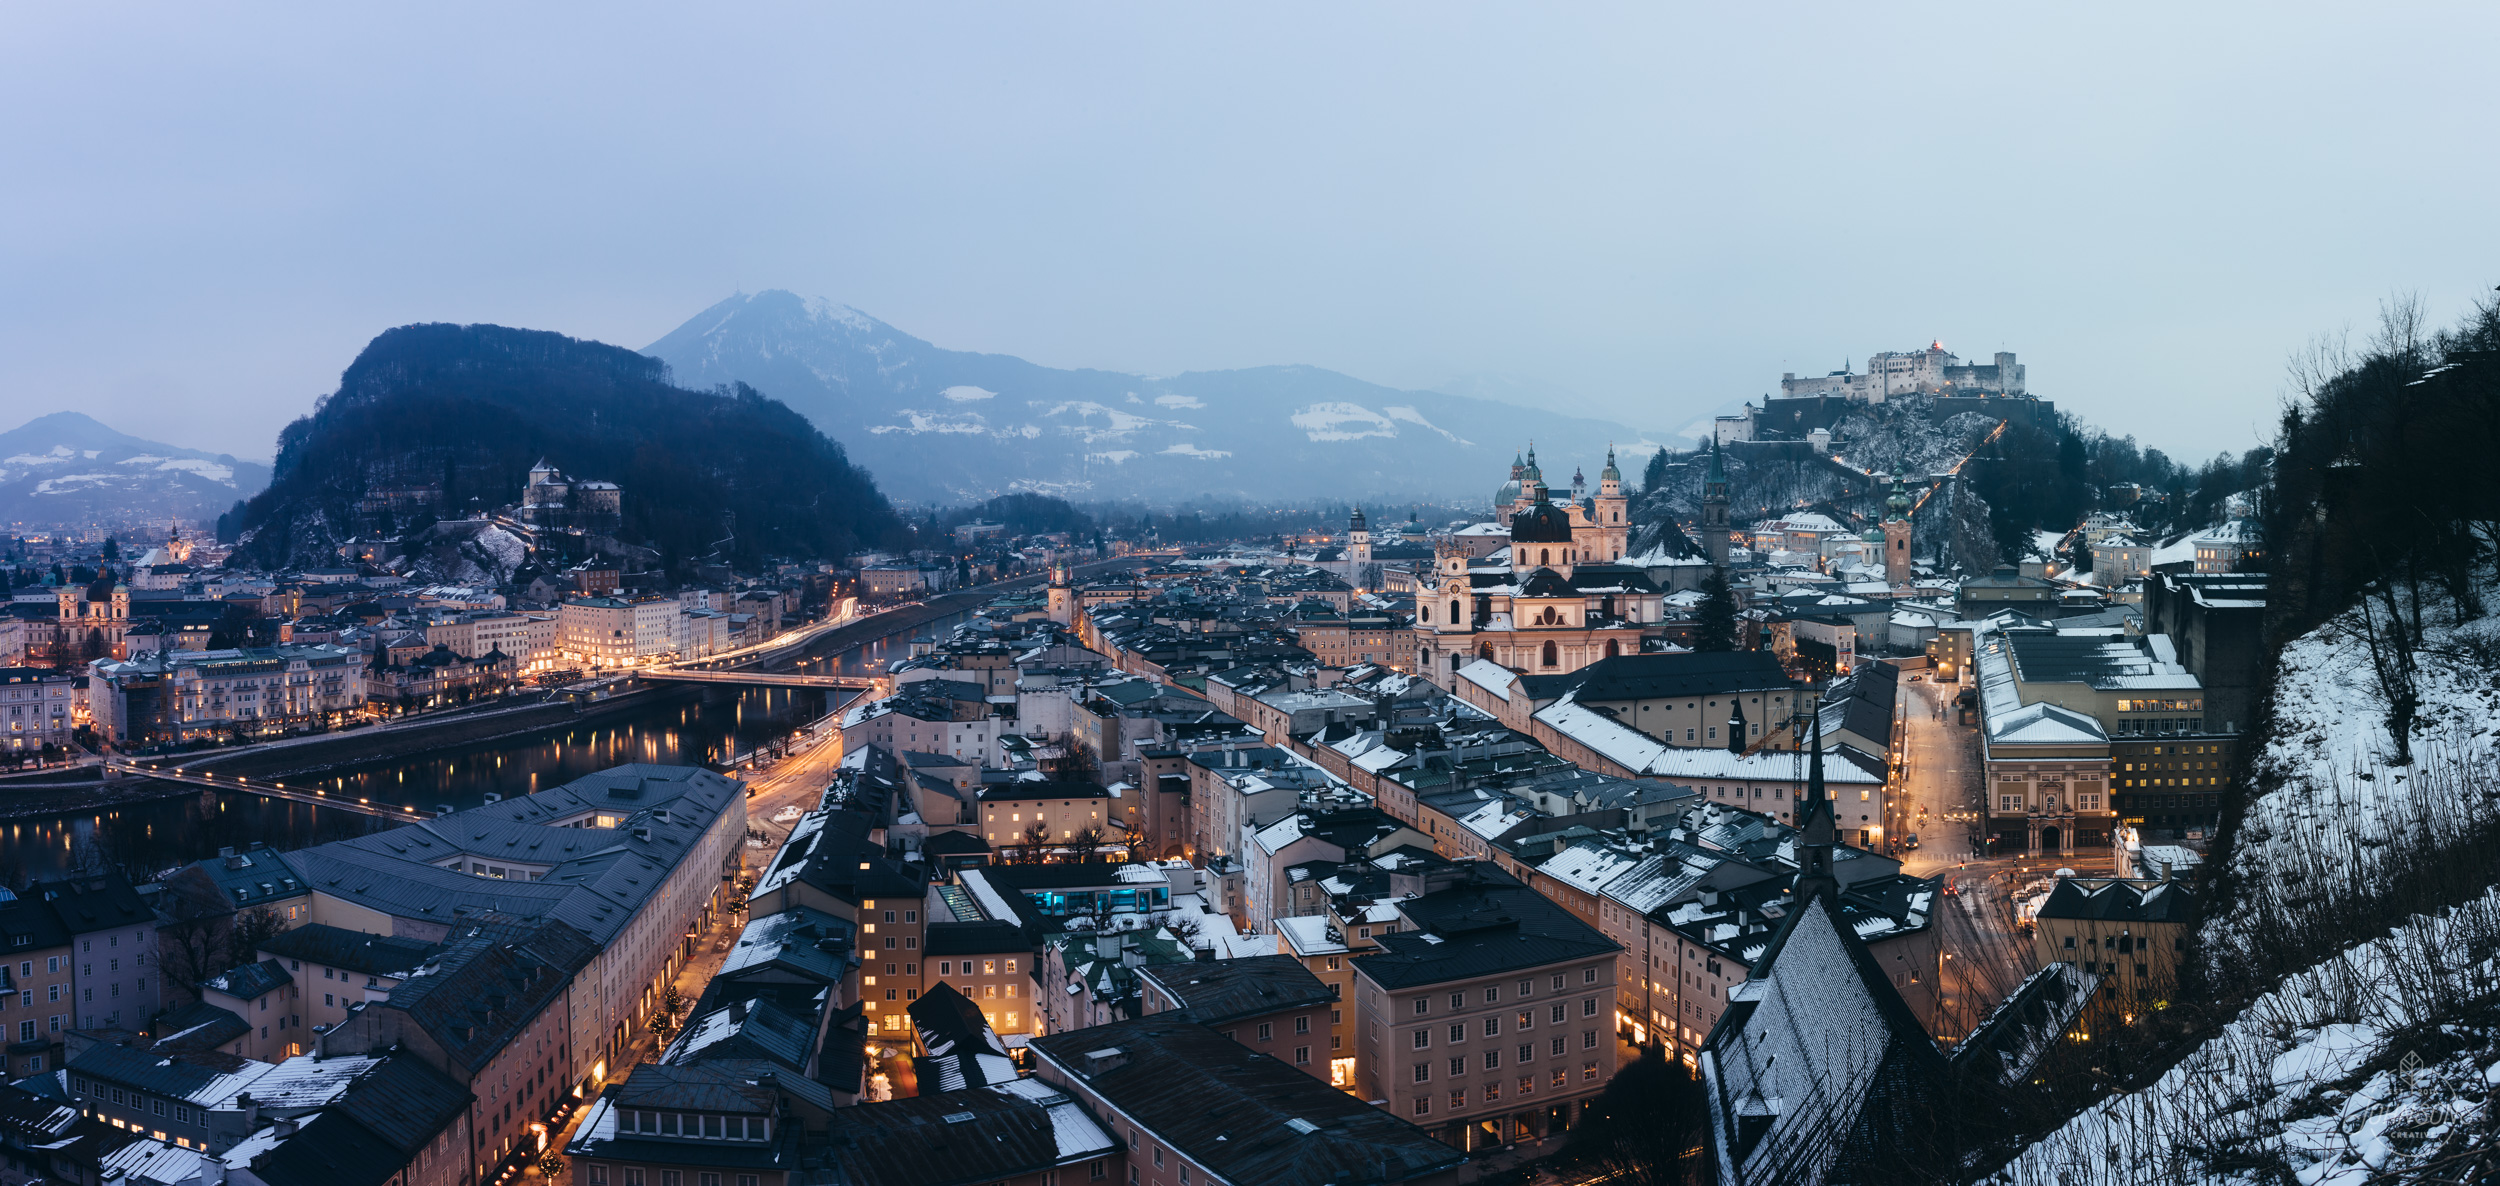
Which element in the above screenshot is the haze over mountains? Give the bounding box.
[645,290,1660,504]
[0,412,271,528]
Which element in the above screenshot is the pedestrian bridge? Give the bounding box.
[103,761,433,822]
[638,668,884,691]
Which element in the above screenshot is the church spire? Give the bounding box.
[1795,714,1837,898]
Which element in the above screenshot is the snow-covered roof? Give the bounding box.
[1456,658,1517,701]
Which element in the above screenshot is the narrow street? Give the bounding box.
[535,710,857,1176]
[1894,676,1983,878]
[1891,676,2048,1040]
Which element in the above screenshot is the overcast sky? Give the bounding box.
[4,4,2495,465]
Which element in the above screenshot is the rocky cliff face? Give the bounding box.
[1628,396,2008,575]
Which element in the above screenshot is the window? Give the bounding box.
[1449,1023,1464,1043]
[1295,1046,1310,1065]
[1257,1022,1272,1041]
[1584,967,1598,984]
[1517,1010,1532,1030]
[1518,1044,1533,1063]
[588,1168,607,1186]
[1483,1050,1500,1070]
[700,1176,721,1186]
[1584,1030,1599,1048]
[1413,1096,1431,1116]
[1412,997,1429,1015]
[1449,1089,1467,1110]
[1584,997,1598,1016]
[1550,1003,1565,1023]
[1584,1062,1601,1081]
[1413,1063,1430,1083]
[1483,986,1500,1004]
[1294,1016,1309,1034]
[1449,992,1465,1009]
[1412,1029,1430,1049]
[1551,1037,1566,1056]
[1449,1057,1464,1077]
[1483,1017,1501,1037]
[662,1173,681,1186]
[1518,979,1533,997]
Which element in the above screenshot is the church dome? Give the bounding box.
[1510,500,1574,544]
[1494,479,1522,509]
[85,567,120,601]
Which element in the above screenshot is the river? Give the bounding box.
[0,606,974,884]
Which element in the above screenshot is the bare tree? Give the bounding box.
[1018,821,1052,864]
[1064,826,1105,864]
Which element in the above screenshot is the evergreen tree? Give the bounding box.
[1695,569,1738,652]
[101,537,119,562]
[1641,447,1671,494]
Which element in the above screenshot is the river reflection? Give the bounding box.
[0,606,972,883]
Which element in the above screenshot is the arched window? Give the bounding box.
[1477,642,1494,661]
[1449,598,1461,623]
[1540,549,1551,566]
[1604,639,1621,659]
[1541,641,1559,668]
[1421,605,1431,624]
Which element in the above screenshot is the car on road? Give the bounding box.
[1904,833,1919,850]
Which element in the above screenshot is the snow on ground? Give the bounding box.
[1993,888,2500,1185]
[2000,573,2500,1183]
[1288,402,1397,441]
[2206,579,2500,965]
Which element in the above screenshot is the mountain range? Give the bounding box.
[0,412,272,529]
[644,290,1662,504]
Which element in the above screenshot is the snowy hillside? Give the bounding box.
[1992,889,2500,1184]
[0,411,271,526]
[643,290,1660,504]
[1996,573,2500,1183]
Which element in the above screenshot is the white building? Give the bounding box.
[1779,344,2025,403]
[560,596,681,667]
[0,667,75,754]
[87,644,368,746]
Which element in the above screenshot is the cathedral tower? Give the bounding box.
[1047,555,1075,626]
[1883,473,1914,586]
[1347,506,1372,565]
[1594,446,1629,560]
[1703,440,1731,566]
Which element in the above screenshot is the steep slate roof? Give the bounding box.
[153,1001,252,1053]
[371,919,596,1075]
[2034,877,2196,924]
[715,906,853,986]
[34,872,153,935]
[662,995,820,1073]
[1700,736,1944,1185]
[1567,650,1793,702]
[922,920,1030,957]
[823,1079,1116,1186]
[201,959,292,1000]
[1352,864,1618,990]
[1136,954,1332,1026]
[1031,1014,1463,1186]
[256,924,442,978]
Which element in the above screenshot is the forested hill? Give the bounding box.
[233,323,908,571]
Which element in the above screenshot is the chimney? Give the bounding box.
[237,1091,259,1130]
